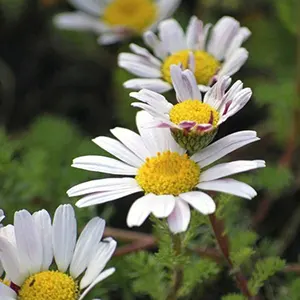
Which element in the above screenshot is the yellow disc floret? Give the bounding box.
[162,50,220,85]
[136,151,200,195]
[18,271,79,300]
[169,100,220,127]
[103,0,157,33]
[0,279,10,286]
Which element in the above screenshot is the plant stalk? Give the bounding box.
[166,234,184,300]
[209,213,259,299]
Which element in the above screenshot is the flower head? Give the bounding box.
[0,204,116,300]
[130,65,252,152]
[54,0,181,44]
[67,111,265,234]
[119,16,250,93]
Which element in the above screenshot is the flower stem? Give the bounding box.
[166,234,184,300]
[209,213,258,299]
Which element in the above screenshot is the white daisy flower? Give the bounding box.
[0,204,116,300]
[67,111,265,234]
[130,64,252,152]
[54,0,181,45]
[119,15,250,93]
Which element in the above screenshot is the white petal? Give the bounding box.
[207,16,240,60]
[198,84,210,92]
[70,217,105,279]
[124,78,172,93]
[220,88,252,122]
[186,16,203,50]
[127,194,154,227]
[167,198,191,233]
[67,178,139,197]
[170,65,191,102]
[182,69,202,100]
[136,111,184,155]
[131,102,174,127]
[130,89,173,113]
[197,179,257,199]
[191,131,259,167]
[199,23,212,50]
[54,12,104,33]
[0,225,16,246]
[72,155,138,175]
[225,27,251,60]
[203,76,232,109]
[80,238,117,289]
[118,53,161,78]
[0,282,17,298]
[68,0,103,16]
[79,268,115,300]
[218,48,248,77]
[151,195,176,218]
[158,19,187,53]
[156,0,182,22]
[129,43,162,67]
[200,160,266,182]
[143,31,168,59]
[97,32,126,45]
[180,192,216,214]
[0,237,24,285]
[76,186,142,208]
[14,210,43,275]
[110,127,151,161]
[32,210,53,271]
[93,136,143,167]
[52,205,77,273]
[218,80,244,114]
[0,210,5,223]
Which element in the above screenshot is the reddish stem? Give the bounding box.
[209,214,257,299]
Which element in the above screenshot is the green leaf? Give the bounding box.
[248,257,285,295]
[222,293,246,300]
[179,258,220,297]
[123,251,168,300]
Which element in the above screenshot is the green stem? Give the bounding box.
[166,234,184,300]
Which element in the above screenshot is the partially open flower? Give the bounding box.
[54,0,181,45]
[119,15,250,93]
[67,111,265,234]
[130,65,252,152]
[0,204,116,300]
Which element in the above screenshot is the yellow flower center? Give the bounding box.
[0,279,10,286]
[18,271,79,300]
[162,50,220,85]
[102,0,157,33]
[169,100,220,127]
[135,151,200,196]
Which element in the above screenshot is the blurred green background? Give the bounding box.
[0,0,299,299]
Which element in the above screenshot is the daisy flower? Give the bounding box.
[67,111,265,234]
[130,65,252,152]
[54,0,181,45]
[119,15,250,93]
[0,204,116,300]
